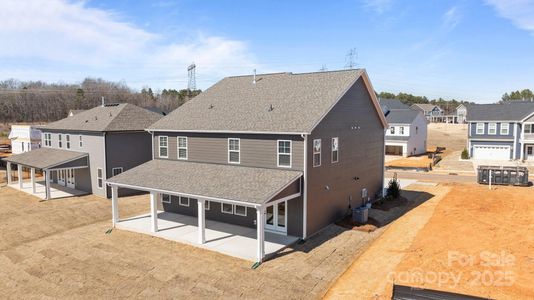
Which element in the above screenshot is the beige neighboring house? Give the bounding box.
[106,69,388,262]
[8,125,42,154]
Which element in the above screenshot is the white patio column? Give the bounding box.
[197,199,206,244]
[520,142,524,161]
[18,165,23,189]
[44,170,51,200]
[111,185,119,227]
[150,191,158,232]
[31,168,36,194]
[256,207,265,262]
[6,162,12,185]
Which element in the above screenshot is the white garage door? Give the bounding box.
[473,145,510,160]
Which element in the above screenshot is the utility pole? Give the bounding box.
[345,48,358,69]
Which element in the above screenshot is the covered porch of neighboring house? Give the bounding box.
[2,148,89,200]
[107,159,304,263]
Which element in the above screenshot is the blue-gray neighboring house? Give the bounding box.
[467,102,534,161]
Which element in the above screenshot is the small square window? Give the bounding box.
[79,135,83,148]
[179,196,189,207]
[162,194,171,204]
[112,167,123,176]
[313,139,321,167]
[234,205,247,216]
[221,203,233,214]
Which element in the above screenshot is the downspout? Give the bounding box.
[103,132,108,198]
[382,128,386,197]
[301,133,308,239]
[149,130,154,160]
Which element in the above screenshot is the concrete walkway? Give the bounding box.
[116,211,299,261]
[8,181,87,200]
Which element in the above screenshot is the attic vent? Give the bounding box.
[104,103,120,107]
[209,104,214,109]
[94,116,98,120]
[109,112,112,117]
[268,104,274,112]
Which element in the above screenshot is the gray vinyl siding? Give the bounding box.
[42,130,106,197]
[105,131,153,197]
[306,77,385,236]
[153,133,304,171]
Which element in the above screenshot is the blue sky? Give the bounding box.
[1,0,534,103]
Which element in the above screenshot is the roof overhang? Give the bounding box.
[2,148,89,170]
[107,159,303,208]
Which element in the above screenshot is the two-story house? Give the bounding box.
[411,103,443,121]
[456,104,467,124]
[380,99,428,157]
[107,69,387,262]
[467,102,534,161]
[8,124,42,154]
[3,103,162,200]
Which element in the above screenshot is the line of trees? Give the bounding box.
[0,78,201,123]
[377,91,473,114]
[501,89,534,102]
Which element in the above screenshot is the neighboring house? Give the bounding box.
[68,109,85,117]
[3,103,162,200]
[411,103,443,121]
[106,69,388,262]
[467,102,534,161]
[8,125,42,154]
[380,99,427,157]
[456,104,467,123]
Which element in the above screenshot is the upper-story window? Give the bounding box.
[525,124,533,134]
[399,127,405,135]
[228,138,240,164]
[277,140,292,168]
[500,123,509,135]
[79,135,83,148]
[331,137,339,163]
[44,133,51,147]
[488,123,497,135]
[58,134,63,148]
[476,123,484,135]
[390,127,395,134]
[177,136,188,160]
[159,136,168,158]
[313,139,321,167]
[66,134,71,149]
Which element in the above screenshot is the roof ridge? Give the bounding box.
[226,69,362,78]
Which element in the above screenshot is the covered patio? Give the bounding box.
[107,159,303,263]
[3,148,89,200]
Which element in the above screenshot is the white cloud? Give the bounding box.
[362,0,393,14]
[0,0,259,89]
[485,0,534,34]
[442,6,462,30]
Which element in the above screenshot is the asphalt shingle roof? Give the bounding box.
[45,103,162,132]
[385,109,421,124]
[467,102,534,121]
[2,148,88,169]
[107,159,303,204]
[412,103,441,111]
[379,98,410,110]
[148,69,370,134]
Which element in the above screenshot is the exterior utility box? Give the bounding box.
[477,165,529,187]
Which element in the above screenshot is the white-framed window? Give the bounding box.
[526,124,534,134]
[488,123,497,135]
[112,167,123,176]
[476,123,484,135]
[331,137,339,163]
[177,136,188,160]
[234,205,247,217]
[66,134,71,149]
[179,196,190,207]
[313,139,321,167]
[79,135,83,148]
[205,200,210,211]
[58,134,63,148]
[44,133,51,147]
[390,126,395,135]
[221,203,233,214]
[159,136,168,158]
[500,123,509,135]
[228,138,240,164]
[400,127,405,135]
[97,168,103,189]
[277,140,292,168]
[162,194,171,204]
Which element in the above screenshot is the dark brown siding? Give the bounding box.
[306,78,385,236]
[153,132,304,171]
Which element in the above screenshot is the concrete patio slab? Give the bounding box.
[8,181,88,200]
[116,211,299,261]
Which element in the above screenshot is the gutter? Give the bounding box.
[301,133,308,239]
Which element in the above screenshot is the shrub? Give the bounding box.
[386,178,400,199]
[461,148,469,160]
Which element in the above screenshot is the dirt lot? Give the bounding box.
[427,123,467,155]
[326,183,534,299]
[385,154,433,169]
[0,184,381,299]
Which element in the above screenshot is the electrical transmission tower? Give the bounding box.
[187,63,196,90]
[345,48,358,69]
